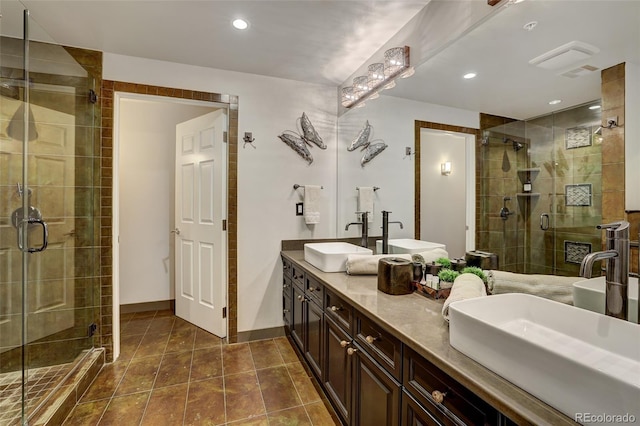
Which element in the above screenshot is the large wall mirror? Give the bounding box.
[336,0,639,265]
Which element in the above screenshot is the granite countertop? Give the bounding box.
[281,250,578,426]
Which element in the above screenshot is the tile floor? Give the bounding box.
[62,310,340,426]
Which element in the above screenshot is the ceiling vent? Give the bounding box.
[560,64,599,79]
[529,41,600,70]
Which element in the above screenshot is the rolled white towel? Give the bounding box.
[412,248,449,264]
[487,270,580,305]
[346,254,412,275]
[442,273,487,322]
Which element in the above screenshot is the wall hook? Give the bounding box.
[243,132,256,149]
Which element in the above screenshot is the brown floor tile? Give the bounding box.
[115,355,162,396]
[62,399,109,425]
[98,391,149,425]
[80,363,128,403]
[133,331,170,359]
[190,347,223,381]
[132,311,157,319]
[140,383,188,426]
[165,327,196,353]
[173,317,196,331]
[154,351,192,388]
[147,316,176,334]
[268,406,312,425]
[194,328,223,349]
[121,318,154,336]
[274,337,299,364]
[256,366,301,413]
[184,377,225,426]
[286,363,322,404]
[154,309,175,318]
[249,340,284,370]
[305,401,339,426]
[224,371,265,423]
[222,344,254,376]
[119,334,144,362]
[226,415,269,426]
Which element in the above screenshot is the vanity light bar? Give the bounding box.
[341,46,411,109]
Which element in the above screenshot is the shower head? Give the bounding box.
[512,140,524,151]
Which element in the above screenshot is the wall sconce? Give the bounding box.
[341,46,413,109]
[441,162,452,176]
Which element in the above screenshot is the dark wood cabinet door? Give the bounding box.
[324,315,352,425]
[305,299,323,379]
[291,284,305,351]
[352,347,401,426]
[402,390,442,426]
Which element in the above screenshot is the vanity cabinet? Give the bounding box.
[281,255,530,426]
[282,258,292,328]
[403,346,498,426]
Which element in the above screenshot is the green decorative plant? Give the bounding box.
[461,266,487,283]
[434,257,452,269]
[438,269,459,283]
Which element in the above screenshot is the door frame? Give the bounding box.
[414,121,479,253]
[112,91,229,360]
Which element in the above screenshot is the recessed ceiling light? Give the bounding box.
[523,21,538,32]
[463,72,477,79]
[549,99,562,105]
[232,18,249,30]
[589,105,601,110]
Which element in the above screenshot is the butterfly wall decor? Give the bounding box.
[347,120,387,166]
[278,112,326,164]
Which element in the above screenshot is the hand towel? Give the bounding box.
[487,270,581,305]
[346,254,412,275]
[357,187,374,222]
[442,273,487,322]
[412,248,449,264]
[304,185,321,225]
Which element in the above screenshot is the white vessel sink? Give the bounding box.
[304,242,372,272]
[573,276,639,323]
[449,293,640,423]
[375,238,445,254]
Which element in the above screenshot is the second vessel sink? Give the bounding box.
[375,238,445,254]
[449,293,640,423]
[304,242,372,272]
[573,276,639,323]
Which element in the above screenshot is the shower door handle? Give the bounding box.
[17,218,49,253]
[540,213,550,231]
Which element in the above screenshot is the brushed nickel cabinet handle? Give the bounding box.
[432,390,447,404]
[347,347,357,355]
[340,340,350,348]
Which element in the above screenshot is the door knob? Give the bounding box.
[171,228,181,235]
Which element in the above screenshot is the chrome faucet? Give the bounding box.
[345,211,369,248]
[381,211,404,254]
[579,221,630,320]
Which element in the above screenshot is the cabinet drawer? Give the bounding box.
[403,346,498,426]
[402,389,442,426]
[325,289,353,333]
[355,312,402,380]
[305,274,324,306]
[291,264,305,287]
[282,256,292,280]
[283,276,292,299]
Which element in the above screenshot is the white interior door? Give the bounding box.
[175,109,226,337]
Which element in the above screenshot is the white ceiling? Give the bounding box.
[17,0,429,86]
[390,0,640,119]
[6,1,639,120]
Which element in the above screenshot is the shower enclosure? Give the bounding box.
[1,5,99,424]
[477,102,603,276]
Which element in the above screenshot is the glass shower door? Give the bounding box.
[1,7,98,424]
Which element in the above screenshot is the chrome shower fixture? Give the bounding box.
[504,138,524,152]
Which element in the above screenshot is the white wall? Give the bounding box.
[118,98,214,305]
[105,53,338,332]
[336,95,478,241]
[420,130,467,258]
[626,62,639,211]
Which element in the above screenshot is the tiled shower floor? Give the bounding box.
[0,362,73,425]
[63,310,340,425]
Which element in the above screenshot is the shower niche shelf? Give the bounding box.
[517,168,540,183]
